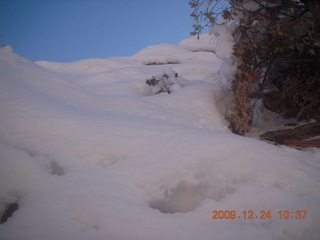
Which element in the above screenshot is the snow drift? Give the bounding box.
[0,37,320,240]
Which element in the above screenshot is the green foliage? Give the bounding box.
[146,71,180,95]
[146,76,160,87]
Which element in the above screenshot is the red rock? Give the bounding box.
[260,122,320,148]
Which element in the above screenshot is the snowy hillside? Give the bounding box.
[0,35,320,240]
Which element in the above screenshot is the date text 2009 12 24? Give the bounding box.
[212,210,308,220]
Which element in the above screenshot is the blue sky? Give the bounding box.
[0,0,194,62]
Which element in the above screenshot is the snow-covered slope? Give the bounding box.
[0,38,320,240]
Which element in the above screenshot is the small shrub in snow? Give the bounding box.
[146,69,181,95]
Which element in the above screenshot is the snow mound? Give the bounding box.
[0,43,320,240]
[0,45,13,53]
[36,56,139,74]
[179,34,216,53]
[133,43,216,65]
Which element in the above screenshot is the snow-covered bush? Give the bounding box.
[145,69,182,95]
[190,0,320,135]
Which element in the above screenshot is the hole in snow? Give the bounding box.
[149,182,207,213]
[50,161,65,176]
[1,203,19,224]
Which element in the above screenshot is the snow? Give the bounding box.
[211,21,237,60]
[0,34,320,240]
[178,33,216,53]
[133,43,216,65]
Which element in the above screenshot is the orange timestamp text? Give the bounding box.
[211,210,307,220]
